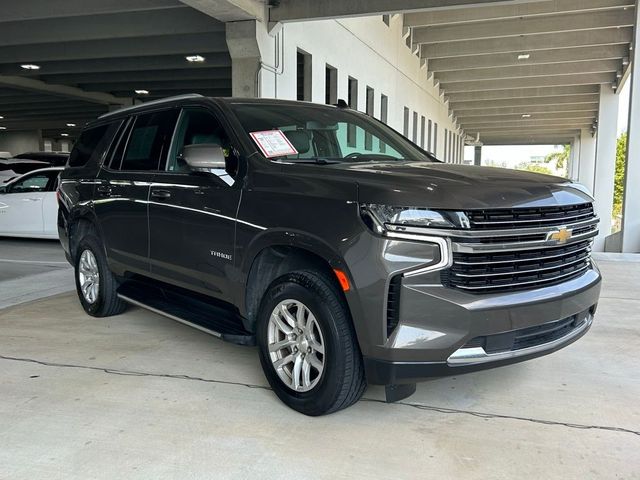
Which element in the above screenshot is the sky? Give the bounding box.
[464,81,632,167]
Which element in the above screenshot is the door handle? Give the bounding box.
[97,185,112,195]
[151,189,172,200]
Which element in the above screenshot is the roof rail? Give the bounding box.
[98,94,204,119]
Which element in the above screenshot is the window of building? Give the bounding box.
[403,107,409,137]
[443,128,448,161]
[420,116,426,149]
[347,77,358,146]
[119,110,178,171]
[296,49,312,102]
[427,119,433,152]
[365,86,375,150]
[382,14,390,26]
[380,94,388,124]
[412,111,418,143]
[433,122,438,156]
[325,64,337,105]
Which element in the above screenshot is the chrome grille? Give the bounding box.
[443,240,592,293]
[465,203,595,229]
[441,204,598,294]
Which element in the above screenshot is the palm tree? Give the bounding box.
[544,144,570,175]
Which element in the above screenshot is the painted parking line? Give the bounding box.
[0,259,69,265]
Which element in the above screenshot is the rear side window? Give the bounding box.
[67,122,120,168]
[119,109,178,171]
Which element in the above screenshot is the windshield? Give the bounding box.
[229,103,436,163]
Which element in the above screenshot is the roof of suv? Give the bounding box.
[97,94,341,124]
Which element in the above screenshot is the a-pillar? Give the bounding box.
[621,2,640,253]
[592,84,619,251]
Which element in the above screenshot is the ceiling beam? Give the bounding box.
[435,59,620,82]
[270,0,527,22]
[413,9,635,44]
[459,111,598,123]
[421,27,632,58]
[440,72,615,92]
[428,44,629,71]
[481,136,575,145]
[455,103,599,117]
[179,0,264,22]
[445,84,601,102]
[80,79,230,93]
[450,94,600,110]
[0,0,183,22]
[41,68,232,85]
[404,0,633,27]
[0,32,227,63]
[0,54,232,76]
[0,8,223,47]
[466,123,593,131]
[0,75,129,106]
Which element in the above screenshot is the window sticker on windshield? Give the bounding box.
[249,130,298,158]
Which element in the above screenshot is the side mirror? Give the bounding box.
[182,143,226,171]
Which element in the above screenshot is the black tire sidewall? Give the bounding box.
[74,235,110,316]
[257,273,354,415]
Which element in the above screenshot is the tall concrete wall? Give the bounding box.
[0,131,42,157]
[255,16,462,161]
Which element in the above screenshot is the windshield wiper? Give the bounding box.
[274,157,341,165]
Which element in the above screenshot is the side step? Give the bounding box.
[117,280,255,346]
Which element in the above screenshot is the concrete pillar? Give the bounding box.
[226,20,261,98]
[577,128,597,194]
[592,84,619,251]
[567,134,580,181]
[621,5,640,253]
[474,145,482,166]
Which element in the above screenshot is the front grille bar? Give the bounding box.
[450,264,590,291]
[451,254,589,278]
[455,245,591,265]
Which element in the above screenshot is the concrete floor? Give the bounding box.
[0,244,639,479]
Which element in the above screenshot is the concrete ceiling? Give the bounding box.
[271,0,636,146]
[0,0,237,138]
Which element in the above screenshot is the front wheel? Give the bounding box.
[74,234,126,317]
[257,270,366,416]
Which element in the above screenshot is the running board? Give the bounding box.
[117,281,255,346]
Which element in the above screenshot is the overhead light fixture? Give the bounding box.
[0,126,6,130]
[60,133,69,137]
[134,89,149,95]
[66,122,76,127]
[185,55,206,63]
[522,114,532,118]
[20,64,40,70]
[0,116,3,119]
[517,53,530,60]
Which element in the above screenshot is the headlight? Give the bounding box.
[361,204,470,231]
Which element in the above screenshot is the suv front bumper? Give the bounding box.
[363,265,601,385]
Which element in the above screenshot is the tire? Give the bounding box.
[74,234,126,317]
[257,270,366,416]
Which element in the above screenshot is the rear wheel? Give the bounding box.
[257,270,366,416]
[74,234,126,317]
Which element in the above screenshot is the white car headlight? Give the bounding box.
[361,204,470,231]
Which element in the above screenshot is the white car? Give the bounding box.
[0,167,62,239]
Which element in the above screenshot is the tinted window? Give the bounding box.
[120,110,178,171]
[68,123,119,168]
[9,170,58,193]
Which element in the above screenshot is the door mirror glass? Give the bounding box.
[182,143,227,171]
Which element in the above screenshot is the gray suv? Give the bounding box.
[58,94,601,415]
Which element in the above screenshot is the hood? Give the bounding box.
[299,161,592,210]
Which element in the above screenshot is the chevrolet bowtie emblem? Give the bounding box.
[547,227,573,244]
